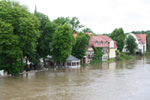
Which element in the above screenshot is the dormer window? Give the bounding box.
[100,41,103,45]
[105,41,108,45]
[96,41,98,45]
[139,39,142,41]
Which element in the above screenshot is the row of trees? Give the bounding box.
[0,0,91,75]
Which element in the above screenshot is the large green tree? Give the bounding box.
[126,35,137,55]
[110,28,125,52]
[146,32,150,52]
[50,23,75,63]
[30,12,56,66]
[0,0,40,74]
[53,17,84,32]
[72,32,90,59]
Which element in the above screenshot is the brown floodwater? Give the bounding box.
[0,56,150,100]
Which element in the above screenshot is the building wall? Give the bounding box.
[109,41,114,48]
[109,48,117,58]
[102,48,109,61]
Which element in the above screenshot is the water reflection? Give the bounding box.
[0,56,150,100]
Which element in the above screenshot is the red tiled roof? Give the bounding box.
[90,36,106,42]
[89,35,117,48]
[100,35,114,42]
[135,34,146,44]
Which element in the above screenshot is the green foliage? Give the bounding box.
[116,53,134,61]
[92,33,96,36]
[82,27,93,33]
[146,52,150,56]
[51,23,75,63]
[53,17,84,32]
[106,59,115,63]
[110,28,125,52]
[81,63,89,66]
[126,35,137,55]
[131,30,150,34]
[90,59,102,64]
[30,12,56,65]
[72,32,90,59]
[53,17,70,26]
[116,56,124,61]
[146,32,150,52]
[92,47,103,60]
[116,50,121,56]
[0,0,40,74]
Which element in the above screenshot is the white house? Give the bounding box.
[122,33,147,54]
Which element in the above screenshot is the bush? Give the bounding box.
[90,59,102,64]
[146,52,150,56]
[107,59,115,63]
[81,63,89,66]
[116,53,134,61]
[116,56,124,61]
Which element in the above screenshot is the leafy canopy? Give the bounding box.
[53,17,84,32]
[72,32,90,59]
[92,47,103,60]
[51,23,75,63]
[126,35,137,55]
[110,28,125,52]
[0,0,40,74]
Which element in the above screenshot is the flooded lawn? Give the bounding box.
[0,56,150,100]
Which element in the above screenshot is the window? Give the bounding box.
[96,41,98,45]
[105,42,108,45]
[100,41,103,45]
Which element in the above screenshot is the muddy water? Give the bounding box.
[0,56,150,100]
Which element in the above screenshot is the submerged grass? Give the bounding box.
[116,53,134,61]
[90,59,102,64]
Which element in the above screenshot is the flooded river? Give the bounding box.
[0,56,150,100]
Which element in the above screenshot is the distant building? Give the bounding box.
[86,33,117,63]
[122,33,146,54]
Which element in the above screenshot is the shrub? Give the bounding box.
[116,56,124,61]
[90,59,102,64]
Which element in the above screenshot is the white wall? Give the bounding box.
[109,41,114,48]
[109,48,117,58]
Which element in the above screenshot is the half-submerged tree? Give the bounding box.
[72,32,91,60]
[50,23,75,64]
[126,35,137,55]
[110,28,125,52]
[0,0,40,74]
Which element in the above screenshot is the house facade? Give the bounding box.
[122,33,146,54]
[86,34,117,63]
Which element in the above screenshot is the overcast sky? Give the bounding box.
[18,0,150,34]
